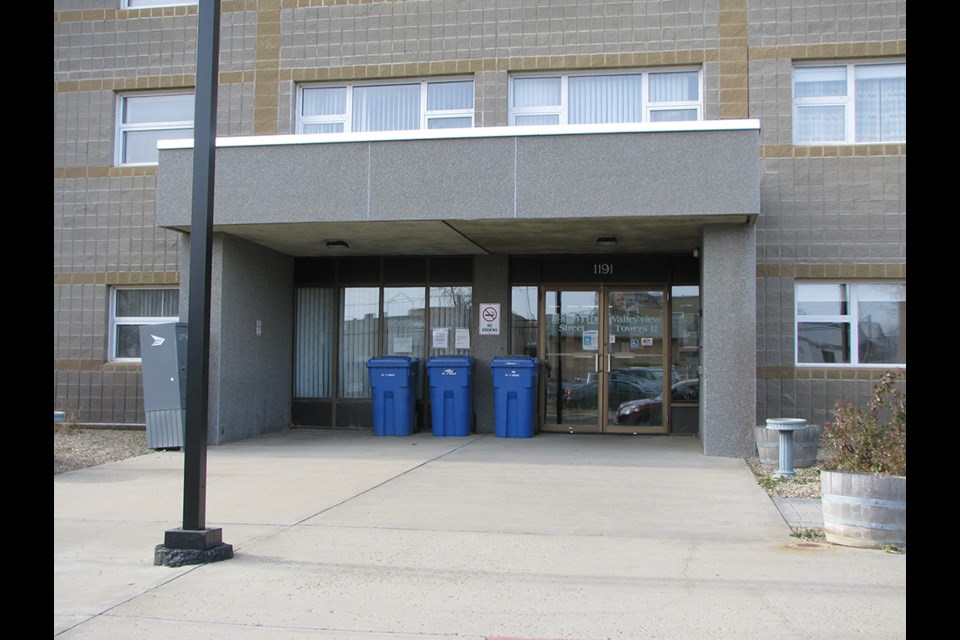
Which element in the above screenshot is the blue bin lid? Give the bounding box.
[426,356,474,368]
[490,355,538,368]
[366,356,419,368]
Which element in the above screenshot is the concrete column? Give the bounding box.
[700,224,757,456]
[472,255,510,433]
[178,232,294,445]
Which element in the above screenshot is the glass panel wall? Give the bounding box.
[339,287,379,398]
[384,287,426,356]
[429,287,472,356]
[511,286,538,357]
[671,286,700,384]
[296,281,474,401]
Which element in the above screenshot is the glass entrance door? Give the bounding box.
[543,287,668,433]
[605,289,668,433]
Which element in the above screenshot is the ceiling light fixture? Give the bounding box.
[325,240,350,250]
[596,235,617,246]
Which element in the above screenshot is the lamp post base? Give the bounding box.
[154,528,233,567]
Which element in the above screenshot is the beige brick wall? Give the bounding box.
[53,0,906,425]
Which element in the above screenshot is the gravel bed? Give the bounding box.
[745,455,822,499]
[54,426,154,475]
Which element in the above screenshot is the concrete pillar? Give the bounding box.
[178,232,294,445]
[472,255,510,433]
[700,224,757,456]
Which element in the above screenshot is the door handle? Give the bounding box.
[605,353,611,373]
[594,353,599,372]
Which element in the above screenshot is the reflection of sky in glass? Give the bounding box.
[512,287,538,323]
[384,287,424,317]
[857,284,905,331]
[796,283,847,315]
[342,288,378,320]
[671,285,699,298]
[431,286,471,310]
[546,291,599,317]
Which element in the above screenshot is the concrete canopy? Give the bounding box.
[156,121,760,257]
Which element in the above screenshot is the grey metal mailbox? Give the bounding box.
[139,323,188,449]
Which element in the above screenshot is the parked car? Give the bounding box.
[614,379,700,425]
[564,376,662,411]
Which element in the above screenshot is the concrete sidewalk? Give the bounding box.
[55,430,905,639]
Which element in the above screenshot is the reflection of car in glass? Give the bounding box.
[615,367,663,382]
[614,379,700,425]
[564,376,661,411]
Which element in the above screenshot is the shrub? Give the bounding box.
[821,369,906,477]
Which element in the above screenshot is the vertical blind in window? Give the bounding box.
[352,84,421,132]
[116,288,180,318]
[648,71,700,121]
[793,63,905,144]
[294,288,336,398]
[568,75,642,124]
[112,288,180,360]
[300,87,347,134]
[425,80,474,129]
[510,70,701,126]
[426,81,473,110]
[299,79,475,133]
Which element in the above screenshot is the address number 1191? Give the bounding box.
[594,263,614,275]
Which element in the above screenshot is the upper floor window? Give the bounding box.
[793,61,906,144]
[508,69,701,126]
[109,287,180,361]
[115,92,194,165]
[297,78,474,134]
[123,1,197,7]
[795,282,906,367]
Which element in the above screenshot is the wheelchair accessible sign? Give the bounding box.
[479,303,500,336]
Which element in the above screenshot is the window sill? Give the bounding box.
[103,361,143,371]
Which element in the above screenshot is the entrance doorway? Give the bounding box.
[542,287,670,433]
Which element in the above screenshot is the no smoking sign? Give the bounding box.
[479,303,501,335]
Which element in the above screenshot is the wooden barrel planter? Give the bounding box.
[755,424,821,468]
[820,471,906,549]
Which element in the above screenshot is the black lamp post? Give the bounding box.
[154,0,233,567]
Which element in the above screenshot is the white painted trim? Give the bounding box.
[158,119,762,150]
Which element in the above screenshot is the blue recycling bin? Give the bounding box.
[490,356,539,438]
[366,356,420,436]
[426,356,474,437]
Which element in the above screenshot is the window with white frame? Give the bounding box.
[793,61,906,144]
[109,288,180,361]
[795,282,906,366]
[115,92,194,165]
[509,69,701,126]
[297,78,474,134]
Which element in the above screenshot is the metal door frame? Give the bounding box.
[539,285,670,434]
